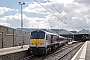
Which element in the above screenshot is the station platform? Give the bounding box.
[0,45,29,56]
[71,41,90,60]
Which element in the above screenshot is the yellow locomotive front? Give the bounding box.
[28,30,46,55]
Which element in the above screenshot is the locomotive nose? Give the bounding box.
[31,39,44,46]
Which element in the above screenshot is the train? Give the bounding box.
[28,30,72,55]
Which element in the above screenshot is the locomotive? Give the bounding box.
[28,30,69,55]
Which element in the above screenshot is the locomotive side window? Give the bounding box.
[46,34,51,40]
[48,34,51,40]
[46,35,48,40]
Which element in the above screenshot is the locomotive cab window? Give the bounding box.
[38,32,45,38]
[31,32,37,38]
[31,31,45,39]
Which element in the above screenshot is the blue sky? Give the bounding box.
[0,0,46,18]
[0,0,90,31]
[0,0,32,8]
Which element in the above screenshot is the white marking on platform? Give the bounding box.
[79,41,87,60]
[71,42,87,60]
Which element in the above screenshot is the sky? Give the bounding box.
[0,0,90,31]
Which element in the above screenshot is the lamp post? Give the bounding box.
[18,2,25,29]
[19,2,25,48]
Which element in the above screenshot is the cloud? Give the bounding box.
[74,0,90,5]
[0,7,18,15]
[23,1,90,30]
[0,23,10,27]
[49,0,74,4]
[0,13,50,28]
[23,2,48,15]
[1,0,90,31]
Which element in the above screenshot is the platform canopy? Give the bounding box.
[78,29,90,34]
[59,29,73,35]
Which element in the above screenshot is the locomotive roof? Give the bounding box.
[31,30,70,39]
[31,30,58,36]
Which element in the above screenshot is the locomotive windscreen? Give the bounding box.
[31,31,45,39]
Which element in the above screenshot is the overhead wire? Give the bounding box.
[48,1,77,30]
[35,0,62,20]
[35,0,76,30]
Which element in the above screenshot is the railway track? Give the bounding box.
[20,42,84,60]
